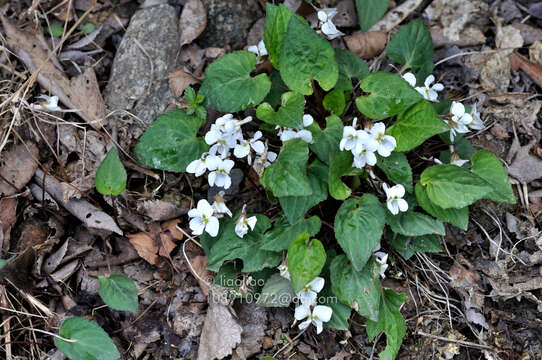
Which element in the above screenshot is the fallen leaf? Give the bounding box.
[1,17,105,129]
[370,0,424,32]
[232,302,267,360]
[344,32,387,59]
[509,52,542,88]
[0,248,36,291]
[205,47,226,60]
[466,52,511,93]
[127,232,159,265]
[0,198,17,246]
[197,294,242,360]
[496,24,523,50]
[529,41,542,65]
[189,255,212,296]
[511,23,542,45]
[33,169,123,234]
[424,0,488,41]
[169,67,200,98]
[431,26,486,48]
[139,198,189,222]
[179,0,207,46]
[449,255,488,329]
[0,143,39,196]
[127,219,182,265]
[508,139,542,183]
[333,0,357,28]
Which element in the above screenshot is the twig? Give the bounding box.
[417,331,496,351]
[273,329,307,358]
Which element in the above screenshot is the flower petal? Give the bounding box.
[308,277,325,293]
[205,216,219,237]
[397,198,408,212]
[402,72,417,87]
[189,218,205,235]
[198,199,214,217]
[313,305,333,322]
[298,290,317,307]
[246,216,257,230]
[294,304,311,320]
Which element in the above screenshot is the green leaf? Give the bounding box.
[386,211,445,236]
[334,48,370,91]
[324,300,351,330]
[279,159,328,224]
[264,4,293,69]
[309,115,343,165]
[329,151,354,200]
[420,165,493,209]
[471,150,515,204]
[256,273,296,307]
[387,100,450,152]
[366,289,406,360]
[376,152,413,192]
[200,51,271,112]
[386,19,434,75]
[256,92,305,128]
[355,72,423,119]
[389,234,441,260]
[330,255,381,321]
[95,148,127,196]
[56,317,120,360]
[214,262,241,289]
[48,24,64,38]
[81,23,96,35]
[288,233,327,292]
[323,89,346,115]
[0,259,9,269]
[335,195,386,271]
[206,215,282,273]
[415,183,468,230]
[264,71,288,108]
[262,216,321,251]
[134,109,207,172]
[261,139,312,197]
[279,15,338,95]
[98,274,138,313]
[355,0,389,31]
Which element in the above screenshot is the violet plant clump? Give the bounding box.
[131,4,516,359]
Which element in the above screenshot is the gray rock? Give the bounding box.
[104,4,179,144]
[198,0,263,49]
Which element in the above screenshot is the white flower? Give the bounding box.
[317,8,344,40]
[295,304,333,334]
[367,122,397,157]
[374,251,389,279]
[402,72,417,87]
[353,147,377,169]
[278,261,290,280]
[303,114,314,127]
[252,151,277,174]
[212,193,232,218]
[186,152,213,177]
[235,206,257,238]
[207,157,235,189]
[450,152,469,167]
[247,39,268,64]
[30,95,62,111]
[188,199,219,237]
[383,183,408,215]
[449,101,473,142]
[205,114,243,158]
[297,277,325,306]
[415,74,444,102]
[234,131,265,164]
[280,128,313,143]
[468,103,484,130]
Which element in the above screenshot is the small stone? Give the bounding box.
[104,4,179,146]
[198,0,263,49]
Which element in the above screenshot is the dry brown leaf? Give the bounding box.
[232,302,267,360]
[139,198,189,221]
[466,52,511,93]
[333,0,357,28]
[179,0,207,46]
[0,198,17,248]
[190,255,212,296]
[169,67,200,98]
[344,32,387,59]
[424,0,488,41]
[197,295,242,360]
[127,232,160,265]
[510,52,542,88]
[1,17,105,130]
[529,41,542,65]
[496,24,523,50]
[246,18,265,46]
[0,143,38,197]
[33,169,123,234]
[205,47,226,60]
[161,219,184,241]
